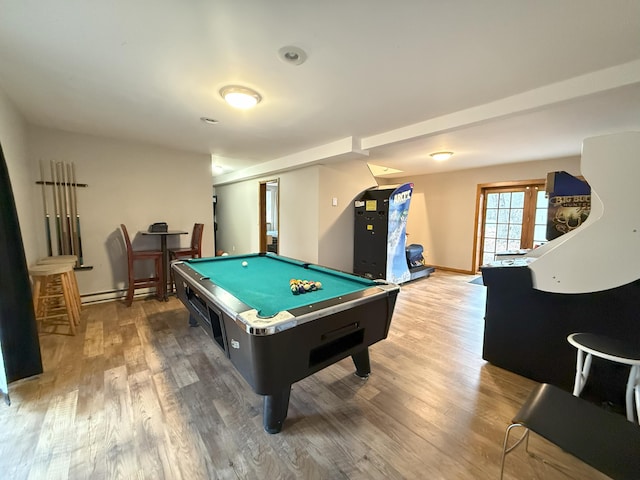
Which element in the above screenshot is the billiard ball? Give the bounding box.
[242,261,248,267]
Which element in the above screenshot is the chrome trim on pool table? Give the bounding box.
[238,309,296,333]
[172,260,400,336]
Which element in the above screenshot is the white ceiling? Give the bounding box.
[1,1,639,182]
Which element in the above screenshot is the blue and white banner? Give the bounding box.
[386,183,413,284]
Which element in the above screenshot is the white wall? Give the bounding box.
[214,161,376,271]
[0,89,40,266]
[318,161,377,270]
[215,166,321,263]
[392,157,582,273]
[27,126,213,301]
[278,167,320,262]
[214,179,260,255]
[212,155,586,275]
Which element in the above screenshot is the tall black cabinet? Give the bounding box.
[353,187,393,279]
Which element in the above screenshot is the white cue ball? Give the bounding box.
[242,261,248,267]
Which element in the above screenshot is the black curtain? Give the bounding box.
[0,142,42,394]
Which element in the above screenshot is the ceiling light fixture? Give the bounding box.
[430,151,454,161]
[220,85,262,109]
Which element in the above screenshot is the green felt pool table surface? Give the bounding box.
[185,253,377,317]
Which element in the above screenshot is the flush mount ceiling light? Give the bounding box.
[278,46,307,66]
[220,85,262,109]
[430,151,454,161]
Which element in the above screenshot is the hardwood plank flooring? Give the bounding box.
[0,272,610,479]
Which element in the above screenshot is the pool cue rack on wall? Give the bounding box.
[35,160,92,270]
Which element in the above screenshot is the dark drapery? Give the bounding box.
[0,142,42,400]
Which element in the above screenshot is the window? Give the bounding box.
[476,182,548,268]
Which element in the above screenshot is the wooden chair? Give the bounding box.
[500,383,640,480]
[120,224,164,306]
[169,223,204,260]
[168,223,204,294]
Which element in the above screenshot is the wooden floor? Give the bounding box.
[0,271,609,480]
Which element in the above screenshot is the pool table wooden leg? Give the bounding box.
[263,387,291,434]
[352,348,371,378]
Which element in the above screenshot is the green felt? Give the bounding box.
[186,254,376,317]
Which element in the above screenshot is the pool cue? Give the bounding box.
[56,162,69,254]
[39,161,52,256]
[71,162,84,265]
[66,163,77,258]
[61,162,73,255]
[55,162,65,254]
[50,160,62,255]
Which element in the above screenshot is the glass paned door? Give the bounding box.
[480,185,547,266]
[533,189,548,247]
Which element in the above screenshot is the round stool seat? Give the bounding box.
[29,263,80,335]
[37,255,78,265]
[568,332,640,424]
[34,259,82,314]
[568,333,640,364]
[29,263,74,275]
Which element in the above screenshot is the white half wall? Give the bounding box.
[527,132,640,293]
[27,126,213,301]
[318,161,377,271]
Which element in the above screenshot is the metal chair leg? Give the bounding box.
[573,350,592,397]
[500,423,529,479]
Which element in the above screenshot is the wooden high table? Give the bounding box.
[141,230,187,300]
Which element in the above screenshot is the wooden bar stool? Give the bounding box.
[37,255,81,313]
[120,224,164,306]
[29,263,80,335]
[568,332,640,423]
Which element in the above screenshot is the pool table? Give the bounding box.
[171,253,400,433]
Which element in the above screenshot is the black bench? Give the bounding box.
[500,383,640,479]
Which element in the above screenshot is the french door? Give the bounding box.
[476,182,548,268]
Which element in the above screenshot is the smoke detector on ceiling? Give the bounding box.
[278,46,307,66]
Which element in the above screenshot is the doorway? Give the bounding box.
[259,179,279,254]
[474,180,548,271]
